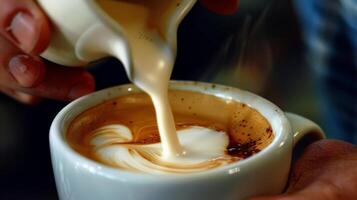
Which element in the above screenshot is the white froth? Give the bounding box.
[90,125,132,146]
[166,127,228,164]
[91,125,232,174]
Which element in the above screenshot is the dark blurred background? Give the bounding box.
[0,0,352,199]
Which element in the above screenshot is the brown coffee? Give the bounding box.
[67,90,274,174]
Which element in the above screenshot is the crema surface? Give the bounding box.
[67,90,274,174]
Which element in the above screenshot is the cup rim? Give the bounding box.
[50,80,292,182]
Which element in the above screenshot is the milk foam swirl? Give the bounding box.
[90,125,237,174]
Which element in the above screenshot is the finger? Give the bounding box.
[15,62,96,101]
[289,181,344,200]
[200,0,239,15]
[0,87,42,105]
[250,182,341,200]
[0,35,46,88]
[8,54,46,87]
[0,0,51,54]
[250,140,357,200]
[251,192,335,200]
[0,36,95,101]
[254,180,344,200]
[288,140,357,191]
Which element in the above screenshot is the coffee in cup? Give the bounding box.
[67,89,274,174]
[51,81,324,200]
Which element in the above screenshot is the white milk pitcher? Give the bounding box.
[36,0,196,79]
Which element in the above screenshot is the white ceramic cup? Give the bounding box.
[50,81,325,200]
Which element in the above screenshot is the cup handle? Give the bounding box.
[285,112,325,146]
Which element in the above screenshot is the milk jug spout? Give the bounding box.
[36,0,196,79]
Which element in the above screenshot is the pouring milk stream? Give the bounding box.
[92,0,183,158]
[37,0,232,167]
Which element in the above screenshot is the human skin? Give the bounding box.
[0,0,95,104]
[201,2,357,199]
[1,2,356,199]
[251,140,357,200]
[0,0,239,104]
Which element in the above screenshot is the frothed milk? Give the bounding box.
[96,0,182,158]
[69,0,273,174]
[67,90,274,174]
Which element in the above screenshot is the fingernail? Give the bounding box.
[8,12,39,53]
[8,55,41,87]
[68,83,94,100]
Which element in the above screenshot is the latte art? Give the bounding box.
[91,125,236,174]
[67,90,274,174]
[88,0,270,174]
